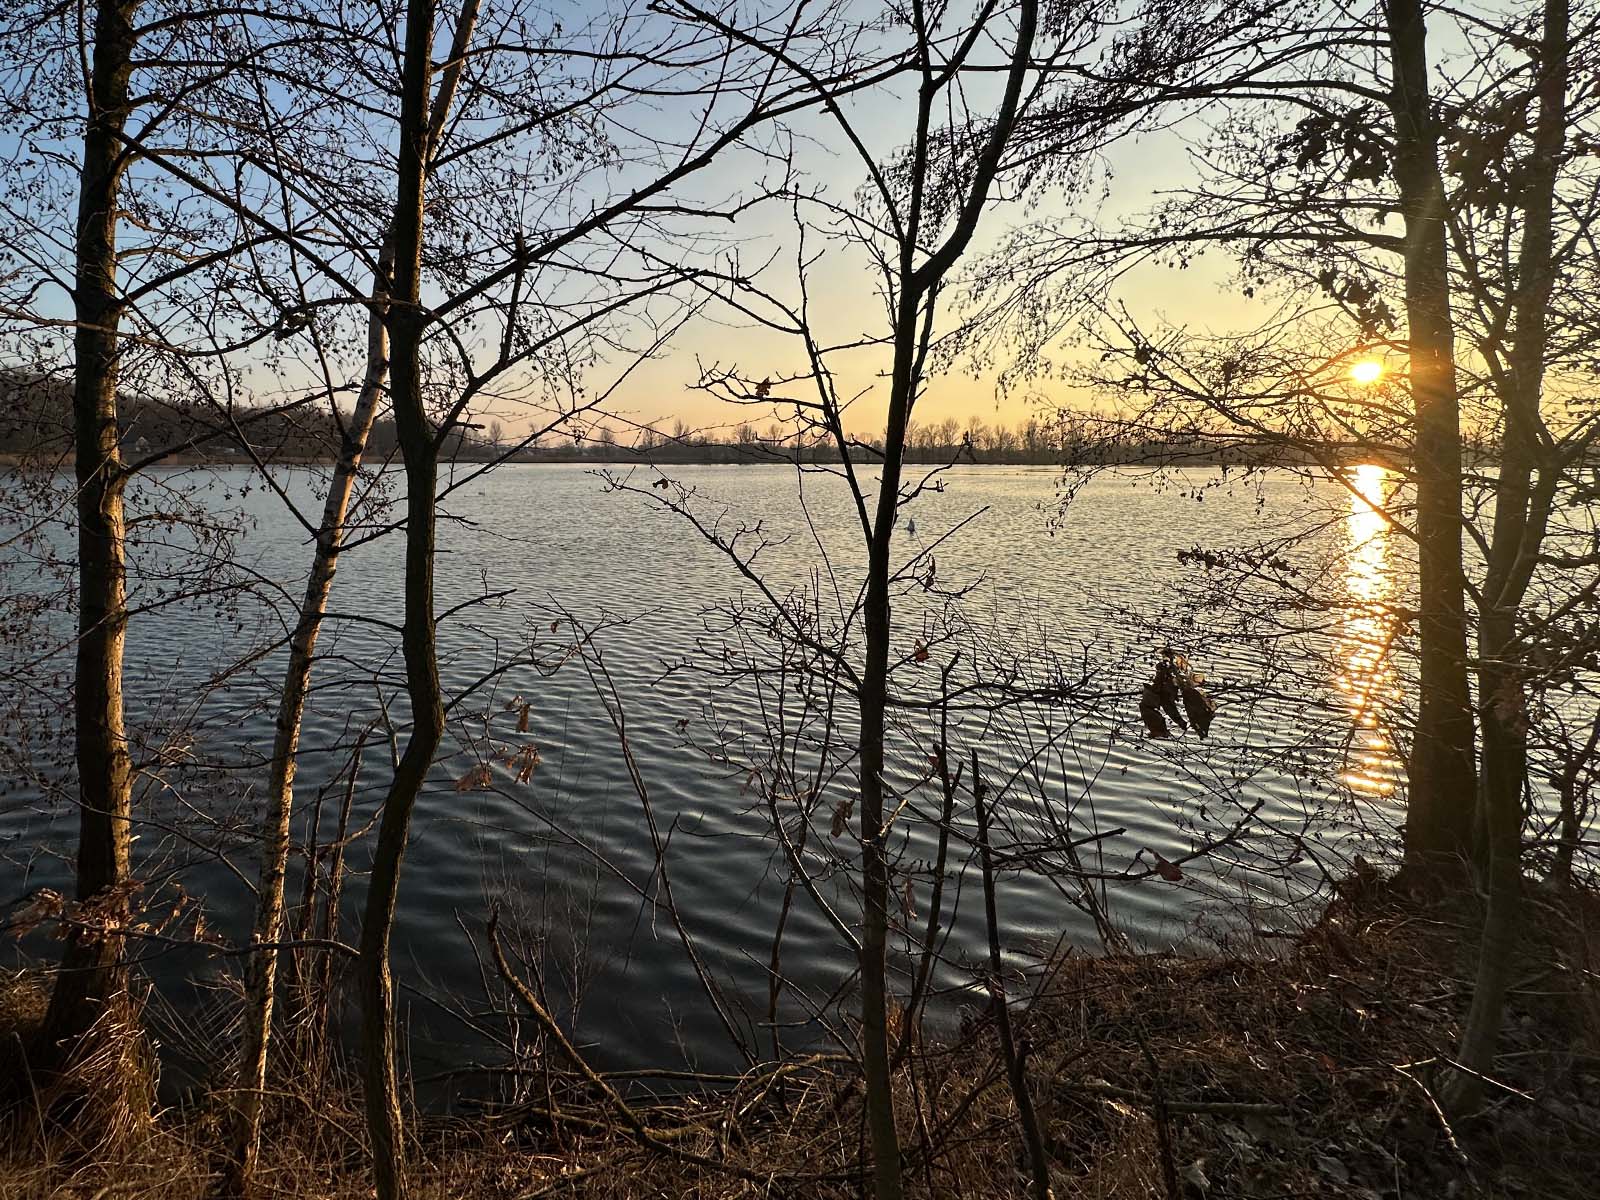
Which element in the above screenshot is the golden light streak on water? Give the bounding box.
[1337,464,1404,796]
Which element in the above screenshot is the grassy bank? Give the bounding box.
[4,874,1596,1198]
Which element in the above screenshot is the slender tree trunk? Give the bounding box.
[858,452,905,1200]
[1446,0,1568,1114]
[307,736,360,1059]
[853,235,936,1200]
[235,0,481,1170]
[1385,0,1478,874]
[1549,716,1596,888]
[973,751,1053,1200]
[853,8,1036,1192]
[226,243,393,1190]
[893,737,956,1071]
[40,0,139,1064]
[356,2,445,1195]
[1448,652,1523,1109]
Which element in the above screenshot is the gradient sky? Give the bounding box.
[580,0,1492,440]
[0,1,1346,443]
[588,113,1269,439]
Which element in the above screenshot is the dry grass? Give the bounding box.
[2,970,166,1197]
[3,877,1597,1199]
[1026,873,1600,1200]
[0,970,48,1087]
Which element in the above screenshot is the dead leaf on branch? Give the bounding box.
[455,763,495,792]
[1152,851,1184,882]
[508,745,541,784]
[7,888,64,937]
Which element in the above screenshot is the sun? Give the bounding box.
[1349,359,1384,385]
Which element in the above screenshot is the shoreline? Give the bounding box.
[5,872,1595,1198]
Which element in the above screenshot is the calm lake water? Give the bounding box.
[1,463,1410,1086]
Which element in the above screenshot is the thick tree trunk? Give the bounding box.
[357,3,443,1196]
[1384,0,1478,873]
[40,0,139,1063]
[1446,0,1568,1114]
[227,243,393,1190]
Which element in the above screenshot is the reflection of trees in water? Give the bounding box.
[1336,465,1404,798]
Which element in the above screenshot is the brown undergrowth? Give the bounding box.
[1026,871,1599,1199]
[3,875,1596,1199]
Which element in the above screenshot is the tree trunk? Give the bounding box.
[1549,716,1595,889]
[356,2,444,1195]
[1447,653,1524,1112]
[853,7,1036,1191]
[1445,0,1568,1114]
[858,449,904,1200]
[226,242,393,1190]
[40,0,139,1064]
[973,751,1053,1200]
[1384,0,1478,874]
[233,0,484,1168]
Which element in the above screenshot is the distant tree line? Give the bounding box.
[7,367,1499,469]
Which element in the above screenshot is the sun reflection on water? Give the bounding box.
[1337,464,1404,796]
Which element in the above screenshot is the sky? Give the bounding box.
[0,0,1441,444]
[577,0,1515,440]
[558,8,1281,441]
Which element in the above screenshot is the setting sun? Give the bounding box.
[1350,359,1384,384]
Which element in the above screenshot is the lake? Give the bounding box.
[0,462,1408,1089]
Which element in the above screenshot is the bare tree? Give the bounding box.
[1445,0,1597,1113]
[1385,0,1477,869]
[355,10,448,1195]
[608,2,1258,1191]
[970,0,1485,872]
[255,4,890,1193]
[37,0,143,1062]
[0,0,348,1072]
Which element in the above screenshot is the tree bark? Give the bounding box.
[858,397,905,1200]
[40,0,140,1064]
[356,2,445,1195]
[973,751,1053,1200]
[1384,0,1479,873]
[226,241,393,1190]
[1446,0,1569,1114]
[853,9,1037,1195]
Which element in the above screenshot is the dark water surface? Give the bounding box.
[2,463,1405,1086]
